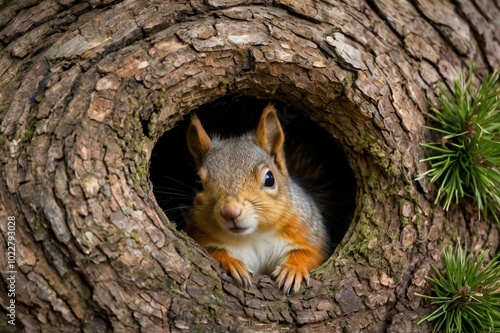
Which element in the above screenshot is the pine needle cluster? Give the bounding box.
[416,244,500,332]
[417,67,500,223]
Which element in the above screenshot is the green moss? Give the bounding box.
[33,215,48,240]
[362,196,375,219]
[206,302,220,320]
[130,136,141,152]
[24,108,38,139]
[400,216,409,227]
[265,86,278,95]
[348,216,381,257]
[387,230,398,241]
[0,101,10,114]
[130,231,141,245]
[370,143,399,176]
[63,114,78,126]
[147,112,159,139]
[393,255,405,272]
[343,71,355,87]
[174,236,198,261]
[11,106,40,160]
[404,185,416,198]
[364,172,379,190]
[414,211,425,235]
[131,153,149,192]
[152,89,168,110]
[80,257,92,265]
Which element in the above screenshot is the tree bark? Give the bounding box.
[0,0,499,332]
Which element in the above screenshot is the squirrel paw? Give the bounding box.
[271,265,310,294]
[208,249,253,288]
[219,257,253,289]
[223,260,252,289]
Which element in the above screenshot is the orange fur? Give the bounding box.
[255,104,288,175]
[187,223,252,287]
[186,115,212,169]
[272,214,324,293]
[209,249,252,288]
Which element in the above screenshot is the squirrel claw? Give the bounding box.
[272,265,309,294]
[209,249,253,289]
[225,260,252,289]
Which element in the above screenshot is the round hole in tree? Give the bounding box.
[150,96,356,259]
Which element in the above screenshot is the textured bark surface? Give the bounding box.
[0,0,499,332]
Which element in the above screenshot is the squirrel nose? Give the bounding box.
[220,206,242,220]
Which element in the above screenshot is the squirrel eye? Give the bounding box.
[195,176,204,192]
[263,170,275,188]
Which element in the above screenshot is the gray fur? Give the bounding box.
[289,180,327,251]
[202,134,268,194]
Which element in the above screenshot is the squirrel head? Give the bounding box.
[186,104,290,242]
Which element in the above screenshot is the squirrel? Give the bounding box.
[185,104,327,294]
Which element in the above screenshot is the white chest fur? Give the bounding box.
[225,232,296,275]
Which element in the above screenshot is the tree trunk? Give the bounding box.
[1,0,499,332]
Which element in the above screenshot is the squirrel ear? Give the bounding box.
[186,115,212,169]
[255,104,287,174]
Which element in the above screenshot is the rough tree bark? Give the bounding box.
[0,0,499,332]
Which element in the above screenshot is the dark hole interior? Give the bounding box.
[150,96,356,253]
